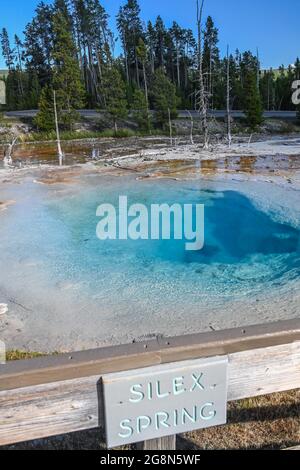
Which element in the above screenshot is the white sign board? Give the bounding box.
[102,356,228,448]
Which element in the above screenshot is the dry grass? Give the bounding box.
[2,390,299,450]
[6,350,49,361]
[179,390,300,450]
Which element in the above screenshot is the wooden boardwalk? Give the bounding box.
[0,318,299,449]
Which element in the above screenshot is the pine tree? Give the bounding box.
[243,71,263,128]
[0,29,17,109]
[34,85,55,131]
[5,72,19,110]
[54,0,72,22]
[260,69,275,111]
[131,88,151,131]
[203,16,220,108]
[169,22,184,89]
[23,2,54,88]
[51,11,85,129]
[136,38,149,105]
[146,21,156,74]
[102,66,128,133]
[151,68,178,128]
[117,0,144,86]
[153,16,167,69]
[26,71,41,109]
[0,28,15,70]
[230,50,243,109]
[181,28,196,108]
[2,0,300,118]
[72,0,112,107]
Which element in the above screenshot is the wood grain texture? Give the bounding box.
[0,376,101,445]
[1,319,300,392]
[228,341,300,400]
[136,436,176,450]
[0,341,299,446]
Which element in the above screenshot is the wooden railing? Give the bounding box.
[0,318,300,449]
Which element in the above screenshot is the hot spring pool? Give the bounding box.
[0,175,299,350]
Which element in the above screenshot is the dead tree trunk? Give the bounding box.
[209,47,213,109]
[142,62,151,133]
[186,110,194,145]
[16,42,24,98]
[123,30,129,83]
[176,42,181,88]
[168,108,173,146]
[135,50,140,88]
[142,62,149,105]
[267,73,270,111]
[226,45,232,148]
[197,0,209,149]
[53,90,63,167]
[3,136,18,167]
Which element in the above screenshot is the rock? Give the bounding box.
[0,304,8,316]
[0,200,15,212]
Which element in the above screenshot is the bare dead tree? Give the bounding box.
[226,45,232,148]
[3,136,18,167]
[267,71,270,111]
[168,108,173,146]
[248,133,253,148]
[141,57,151,134]
[53,90,64,167]
[209,44,213,109]
[135,50,140,89]
[196,0,209,149]
[175,39,181,89]
[186,110,194,144]
[142,61,148,107]
[122,29,129,83]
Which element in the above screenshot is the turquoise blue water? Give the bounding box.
[1,177,300,316]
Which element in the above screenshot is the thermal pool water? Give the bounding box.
[0,174,299,351]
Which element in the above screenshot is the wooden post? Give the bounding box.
[137,435,176,450]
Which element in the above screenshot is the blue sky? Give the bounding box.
[0,0,299,69]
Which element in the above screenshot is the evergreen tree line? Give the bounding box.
[0,0,299,131]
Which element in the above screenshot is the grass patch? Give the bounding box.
[6,350,53,361]
[181,389,300,450]
[25,130,103,142]
[24,128,142,142]
[0,115,12,129]
[97,128,136,138]
[23,127,167,142]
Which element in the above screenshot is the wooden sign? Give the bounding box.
[102,356,228,448]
